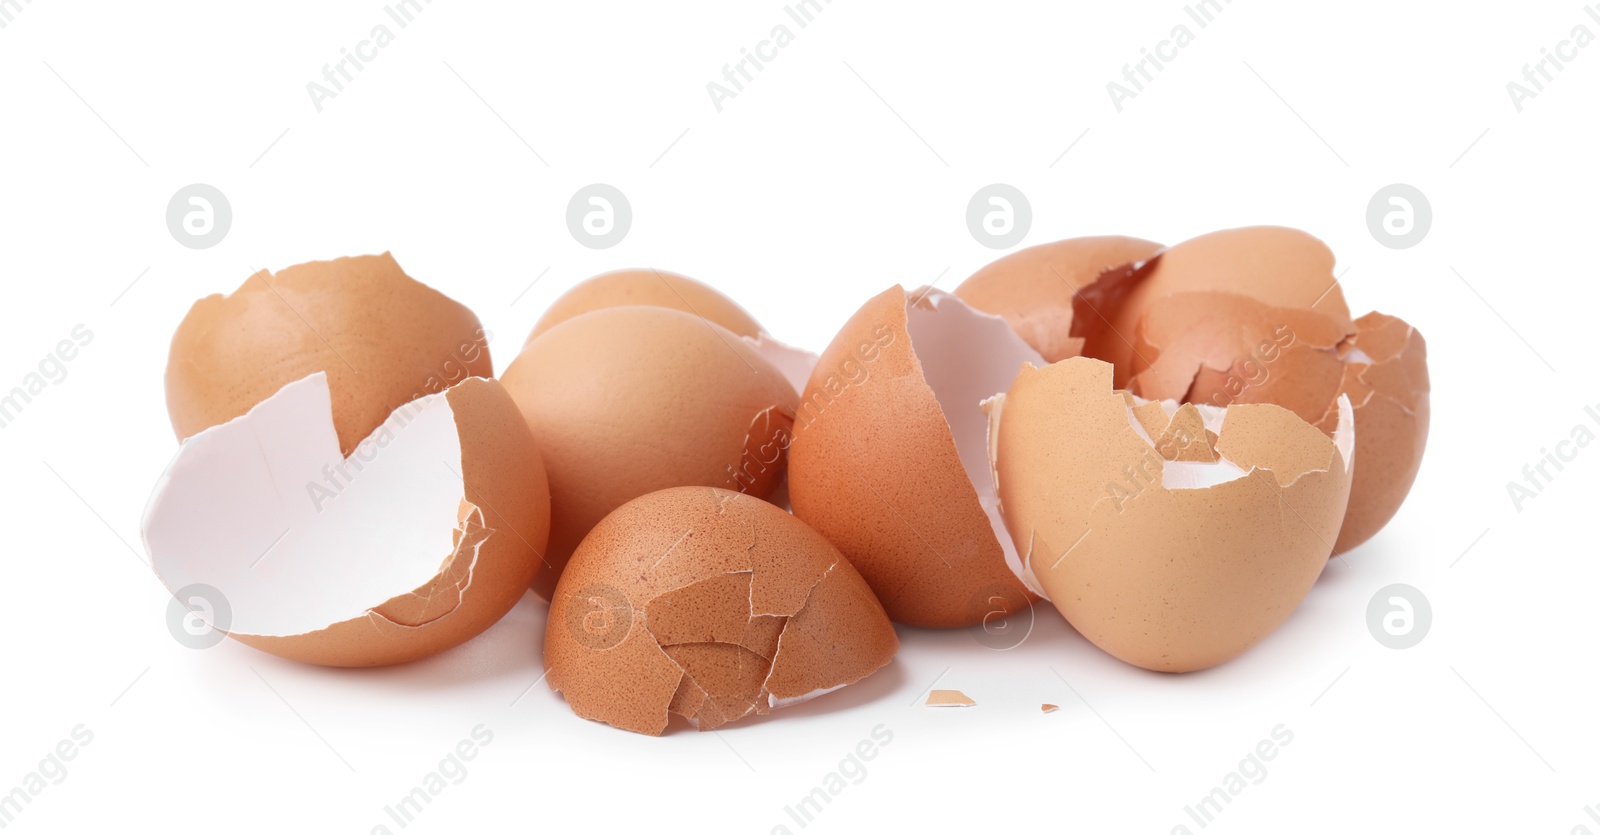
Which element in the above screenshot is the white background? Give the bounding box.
[1,1,1596,832]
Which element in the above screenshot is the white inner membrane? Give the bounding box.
[1344,346,1374,365]
[142,373,465,637]
[905,291,1045,585]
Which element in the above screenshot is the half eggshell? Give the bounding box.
[545,486,898,736]
[986,357,1353,672]
[524,268,816,395]
[501,305,798,599]
[143,372,551,667]
[786,286,1041,628]
[166,253,493,456]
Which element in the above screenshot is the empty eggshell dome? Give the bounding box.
[526,268,764,344]
[786,286,1042,628]
[143,372,551,667]
[545,486,899,736]
[523,268,817,395]
[165,253,493,456]
[500,305,799,600]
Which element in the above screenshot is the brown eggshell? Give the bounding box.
[786,286,1038,628]
[1106,228,1428,554]
[166,253,492,456]
[1130,291,1350,422]
[522,268,818,396]
[1100,227,1355,387]
[500,306,797,599]
[143,373,551,667]
[987,357,1353,672]
[954,236,1163,364]
[545,486,899,736]
[1322,312,1430,554]
[526,268,764,345]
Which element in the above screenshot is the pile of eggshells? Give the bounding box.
[143,226,1428,736]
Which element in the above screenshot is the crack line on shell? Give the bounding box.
[642,554,838,728]
[439,459,551,570]
[365,505,489,631]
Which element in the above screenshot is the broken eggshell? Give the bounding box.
[165,253,493,456]
[1107,226,1357,389]
[964,227,1427,556]
[501,305,799,600]
[523,268,817,395]
[986,357,1354,672]
[143,372,551,667]
[1325,312,1429,553]
[1114,228,1426,555]
[786,286,1040,628]
[953,235,1163,364]
[545,486,898,736]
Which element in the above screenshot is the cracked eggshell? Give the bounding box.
[1107,228,1426,555]
[1325,312,1430,553]
[1105,226,1355,389]
[786,286,1040,628]
[954,235,1163,364]
[143,372,551,667]
[523,268,816,395]
[501,306,798,600]
[166,253,493,457]
[1128,291,1352,421]
[545,486,898,736]
[987,357,1353,672]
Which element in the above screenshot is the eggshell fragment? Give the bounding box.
[987,357,1353,672]
[500,306,798,599]
[925,690,976,707]
[954,236,1163,364]
[166,253,492,456]
[786,286,1041,628]
[524,268,817,395]
[545,486,898,736]
[143,372,551,667]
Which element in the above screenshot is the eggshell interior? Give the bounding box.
[905,290,1045,588]
[148,374,461,636]
[787,286,1041,627]
[144,372,550,666]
